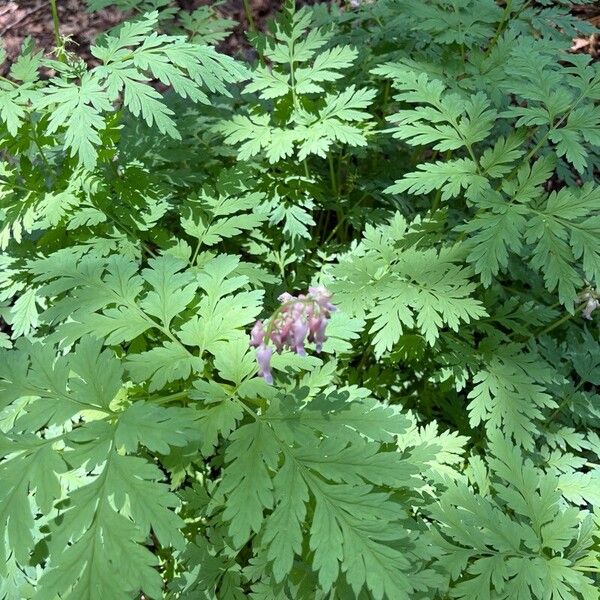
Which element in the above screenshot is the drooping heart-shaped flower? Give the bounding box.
[249,285,335,383]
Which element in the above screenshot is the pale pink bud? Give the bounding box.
[270,331,284,353]
[250,320,265,348]
[313,317,328,353]
[308,285,336,315]
[582,297,599,320]
[279,317,293,345]
[278,292,294,304]
[256,344,273,384]
[291,319,309,356]
[307,314,321,342]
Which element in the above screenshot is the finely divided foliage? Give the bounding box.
[0,0,598,599]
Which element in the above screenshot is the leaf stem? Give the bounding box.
[31,124,51,171]
[328,153,337,196]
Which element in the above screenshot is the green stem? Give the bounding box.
[546,379,584,424]
[534,312,575,337]
[452,2,465,63]
[521,100,584,167]
[31,125,50,171]
[486,0,513,56]
[323,192,368,244]
[101,206,157,258]
[302,159,309,178]
[381,80,391,116]
[505,301,587,345]
[530,304,585,340]
[0,176,30,193]
[49,0,61,48]
[431,189,442,213]
[431,150,452,212]
[242,0,256,33]
[464,142,482,176]
[492,79,590,203]
[355,342,372,379]
[290,65,298,110]
[190,233,205,267]
[328,153,337,196]
[574,567,600,573]
[234,394,260,421]
[288,25,300,112]
[336,149,343,195]
[152,390,190,405]
[322,209,331,239]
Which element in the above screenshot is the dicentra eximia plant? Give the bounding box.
[0,0,599,599]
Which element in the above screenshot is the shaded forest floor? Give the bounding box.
[0,0,282,71]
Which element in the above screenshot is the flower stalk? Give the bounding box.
[49,0,61,48]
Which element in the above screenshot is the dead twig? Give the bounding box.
[0,4,17,20]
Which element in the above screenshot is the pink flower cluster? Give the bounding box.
[249,286,336,383]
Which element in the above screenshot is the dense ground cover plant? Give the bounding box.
[0,0,599,598]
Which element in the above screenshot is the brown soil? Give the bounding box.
[0,0,124,70]
[0,0,285,74]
